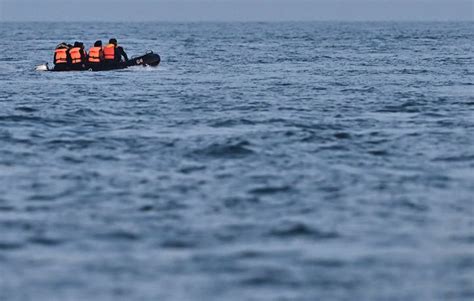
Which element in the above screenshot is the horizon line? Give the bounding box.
[1,19,473,23]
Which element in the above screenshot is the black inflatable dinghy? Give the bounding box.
[36,52,160,72]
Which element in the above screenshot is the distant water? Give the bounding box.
[0,22,473,301]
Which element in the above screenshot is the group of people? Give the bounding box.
[53,38,129,71]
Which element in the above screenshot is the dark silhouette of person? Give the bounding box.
[87,40,105,70]
[53,42,71,71]
[103,38,129,68]
[69,41,87,70]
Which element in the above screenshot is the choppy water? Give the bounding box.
[0,22,473,301]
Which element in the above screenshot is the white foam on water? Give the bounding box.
[127,65,162,72]
[35,64,49,71]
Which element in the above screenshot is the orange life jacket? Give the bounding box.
[104,44,116,61]
[54,48,68,64]
[88,47,102,63]
[70,47,83,64]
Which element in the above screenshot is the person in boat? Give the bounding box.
[87,40,104,71]
[69,41,87,70]
[103,38,129,68]
[53,42,72,71]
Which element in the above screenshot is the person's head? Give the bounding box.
[56,42,68,49]
[109,38,118,46]
[94,40,102,47]
[74,41,81,48]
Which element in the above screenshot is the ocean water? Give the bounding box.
[0,22,473,301]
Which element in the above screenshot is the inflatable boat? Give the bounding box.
[36,51,161,72]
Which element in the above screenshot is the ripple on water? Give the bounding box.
[94,230,141,242]
[209,118,256,128]
[14,106,38,113]
[0,241,24,251]
[268,221,340,240]
[28,236,64,246]
[248,185,292,195]
[192,140,255,159]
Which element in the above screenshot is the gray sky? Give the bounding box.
[0,0,472,22]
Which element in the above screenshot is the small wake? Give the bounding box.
[127,65,164,72]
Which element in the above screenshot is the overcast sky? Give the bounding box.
[0,0,472,22]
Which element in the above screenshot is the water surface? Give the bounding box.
[0,22,473,301]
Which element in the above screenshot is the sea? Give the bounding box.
[0,22,473,301]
